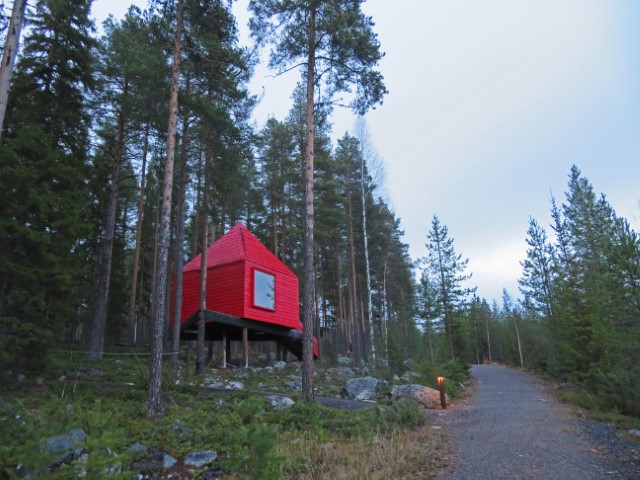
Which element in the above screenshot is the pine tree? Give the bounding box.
[250,0,387,400]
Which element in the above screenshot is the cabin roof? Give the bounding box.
[183,222,295,276]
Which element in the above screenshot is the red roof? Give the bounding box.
[183,222,295,276]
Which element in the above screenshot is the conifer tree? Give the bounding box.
[423,215,475,361]
[249,0,387,400]
[0,0,97,373]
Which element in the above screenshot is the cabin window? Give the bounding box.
[254,269,275,310]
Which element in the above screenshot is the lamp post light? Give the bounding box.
[437,375,446,409]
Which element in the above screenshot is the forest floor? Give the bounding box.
[431,364,640,480]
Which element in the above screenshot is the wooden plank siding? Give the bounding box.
[178,223,302,332]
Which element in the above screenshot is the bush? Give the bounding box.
[417,359,470,397]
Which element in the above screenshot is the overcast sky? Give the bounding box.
[93,0,640,302]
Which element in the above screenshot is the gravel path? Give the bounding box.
[434,364,640,480]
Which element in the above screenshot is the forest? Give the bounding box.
[1,0,639,420]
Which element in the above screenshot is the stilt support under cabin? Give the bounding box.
[222,328,227,369]
[242,327,249,369]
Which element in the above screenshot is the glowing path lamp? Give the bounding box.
[437,376,447,409]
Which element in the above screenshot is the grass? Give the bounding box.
[0,352,446,479]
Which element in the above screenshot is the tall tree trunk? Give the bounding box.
[360,157,375,363]
[382,255,389,365]
[196,154,209,375]
[426,318,435,364]
[335,242,347,355]
[127,125,149,348]
[485,310,492,362]
[0,0,27,137]
[301,5,317,402]
[514,315,524,369]
[171,90,190,376]
[347,197,362,363]
[88,91,127,359]
[148,0,183,417]
[473,318,480,365]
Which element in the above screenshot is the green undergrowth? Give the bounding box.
[415,359,471,397]
[555,384,640,431]
[0,353,428,479]
[531,369,640,431]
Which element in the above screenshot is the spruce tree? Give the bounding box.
[423,215,475,361]
[0,0,97,373]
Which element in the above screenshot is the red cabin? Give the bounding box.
[178,222,317,359]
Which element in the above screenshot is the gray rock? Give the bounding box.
[344,376,379,400]
[400,371,421,382]
[103,462,122,475]
[285,380,302,391]
[43,428,85,453]
[173,423,193,438]
[207,382,224,389]
[184,450,217,468]
[162,454,177,468]
[337,355,352,366]
[273,361,287,370]
[89,368,107,377]
[628,429,640,438]
[130,442,148,453]
[403,358,417,370]
[326,367,356,379]
[68,428,85,444]
[391,384,444,409]
[266,395,295,410]
[226,381,244,390]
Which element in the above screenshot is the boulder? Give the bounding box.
[325,367,356,379]
[391,384,445,409]
[337,355,352,366]
[42,428,85,453]
[184,450,217,468]
[266,395,295,410]
[344,376,379,401]
[273,361,287,370]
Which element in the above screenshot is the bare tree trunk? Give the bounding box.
[88,89,127,359]
[335,242,347,356]
[126,126,147,347]
[354,119,375,364]
[0,0,27,137]
[426,318,435,364]
[301,5,317,402]
[171,89,190,376]
[148,0,183,418]
[473,318,480,365]
[485,310,492,362]
[360,161,375,363]
[196,157,209,375]
[382,256,389,366]
[347,198,362,363]
[514,316,524,369]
